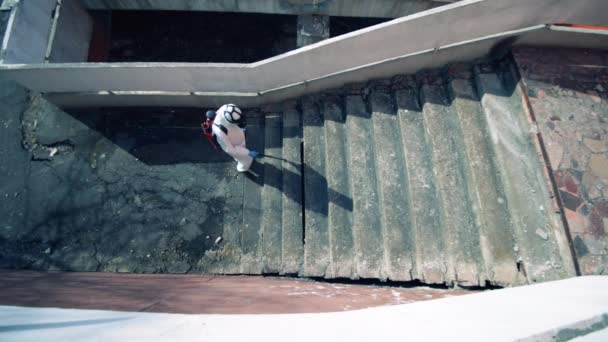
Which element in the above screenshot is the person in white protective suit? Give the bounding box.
[209,104,260,172]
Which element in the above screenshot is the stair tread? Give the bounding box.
[322,96,356,279]
[420,81,484,286]
[302,98,330,277]
[370,90,416,281]
[395,86,447,284]
[280,107,304,274]
[240,113,265,274]
[345,94,386,280]
[261,113,283,273]
[449,76,522,286]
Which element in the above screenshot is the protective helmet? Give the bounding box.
[223,104,246,128]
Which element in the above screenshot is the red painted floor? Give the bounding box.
[0,270,472,314]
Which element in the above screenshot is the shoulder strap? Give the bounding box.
[213,123,228,135]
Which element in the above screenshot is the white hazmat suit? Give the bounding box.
[212,104,254,172]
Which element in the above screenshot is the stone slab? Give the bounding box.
[395,86,446,284]
[420,81,484,286]
[302,98,330,276]
[370,90,416,281]
[345,94,386,280]
[280,107,303,274]
[321,96,356,278]
[261,114,284,273]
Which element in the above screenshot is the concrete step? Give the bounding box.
[240,112,265,274]
[302,97,330,277]
[321,95,356,279]
[280,105,304,274]
[345,92,385,280]
[419,74,484,286]
[369,83,416,281]
[474,63,575,283]
[394,76,446,284]
[447,67,522,286]
[261,113,283,273]
[237,60,575,287]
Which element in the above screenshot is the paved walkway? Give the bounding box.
[1,276,607,342]
[0,270,468,314]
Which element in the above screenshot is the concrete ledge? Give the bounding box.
[33,26,608,108]
[0,276,607,341]
[1,0,607,107]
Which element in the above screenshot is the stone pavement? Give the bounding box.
[513,47,608,275]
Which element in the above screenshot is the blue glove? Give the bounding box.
[248,150,259,158]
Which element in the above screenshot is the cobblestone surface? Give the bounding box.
[513,47,608,275]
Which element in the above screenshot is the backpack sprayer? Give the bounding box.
[200,110,292,163]
[201,110,219,151]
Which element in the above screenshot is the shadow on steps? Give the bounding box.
[246,158,353,214]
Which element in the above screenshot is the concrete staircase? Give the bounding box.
[207,58,577,287]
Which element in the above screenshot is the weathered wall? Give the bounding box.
[513,46,608,275]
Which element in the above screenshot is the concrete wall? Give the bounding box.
[47,0,94,63]
[1,0,56,64]
[80,0,449,18]
[513,47,608,276]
